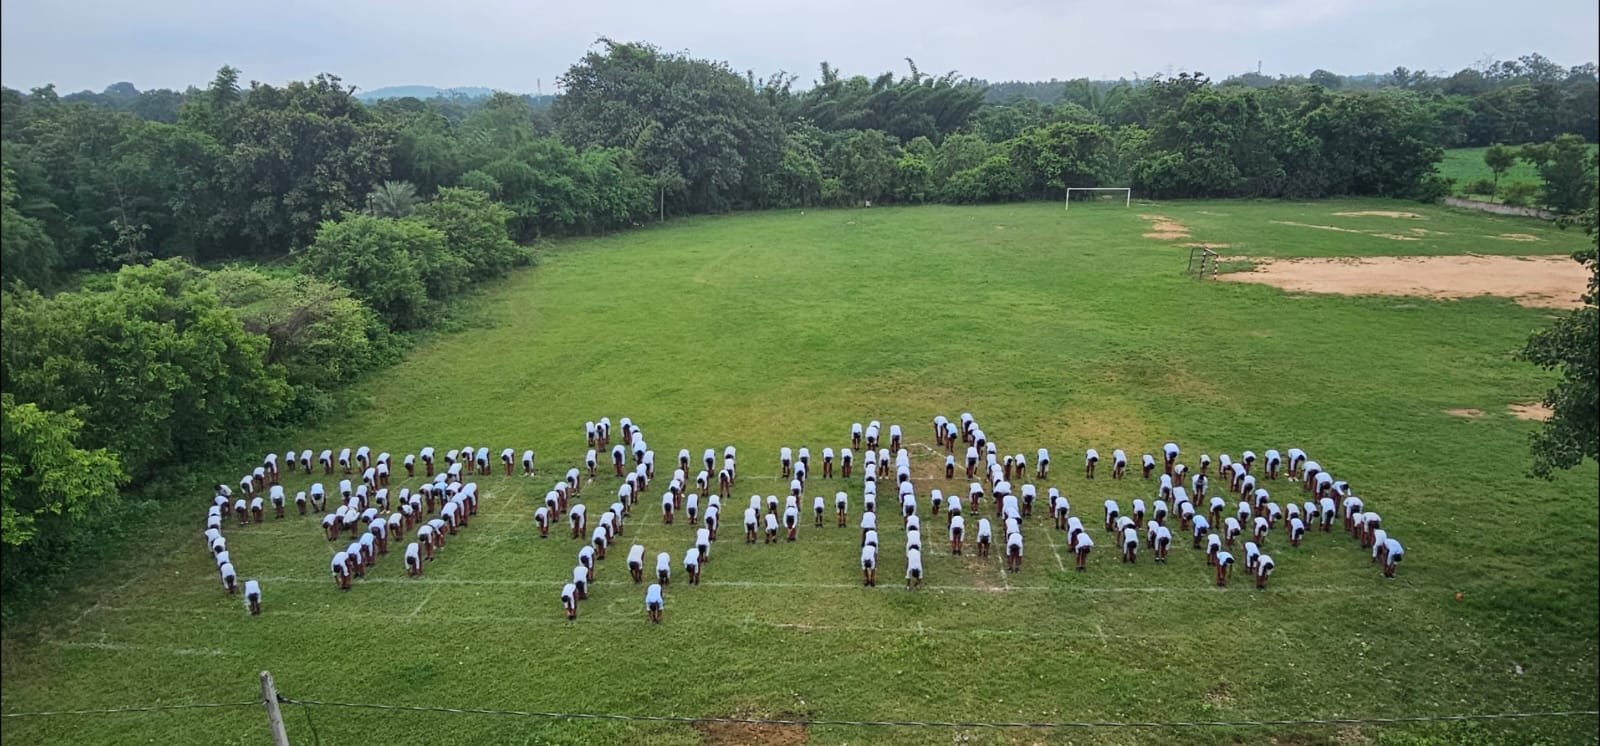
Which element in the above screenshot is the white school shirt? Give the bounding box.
[1155,526,1173,544]
[215,550,231,569]
[724,445,736,460]
[1112,449,1126,465]
[966,446,979,462]
[573,566,588,586]
[1103,499,1119,517]
[1068,517,1084,534]
[1116,516,1134,532]
[331,553,349,574]
[703,449,717,466]
[906,529,922,550]
[784,506,799,528]
[243,578,263,601]
[823,448,835,461]
[835,492,848,508]
[1256,555,1274,576]
[905,549,923,578]
[1245,541,1260,562]
[950,515,965,537]
[842,449,853,463]
[646,584,664,607]
[781,447,793,463]
[813,496,825,512]
[1289,517,1305,535]
[1364,512,1382,529]
[744,508,758,527]
[562,583,577,604]
[1122,527,1138,548]
[1225,518,1242,535]
[1074,532,1094,550]
[1086,448,1099,464]
[705,506,720,526]
[474,447,489,464]
[1320,497,1337,516]
[861,545,877,568]
[1163,443,1179,460]
[1007,532,1024,554]
[764,514,779,533]
[977,518,993,539]
[1383,538,1403,559]
[948,496,963,514]
[1215,550,1233,567]
[1038,448,1052,464]
[1193,516,1210,536]
[656,553,672,574]
[889,425,902,440]
[578,546,595,566]
[852,423,863,437]
[1154,499,1168,517]
[249,497,264,512]
[1132,499,1146,515]
[591,527,608,548]
[860,513,879,531]
[696,528,711,549]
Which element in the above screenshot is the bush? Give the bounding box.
[1501,182,1541,207]
[1462,178,1497,196]
[1410,174,1454,203]
[297,215,457,331]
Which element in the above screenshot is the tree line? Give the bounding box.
[1,41,1596,612]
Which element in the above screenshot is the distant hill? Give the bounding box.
[356,85,498,102]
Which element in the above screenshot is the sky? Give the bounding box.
[2,0,1597,94]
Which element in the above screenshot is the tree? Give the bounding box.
[0,394,126,551]
[1483,143,1516,192]
[1309,69,1343,90]
[366,180,419,218]
[297,215,450,330]
[1519,200,1598,476]
[412,187,530,278]
[1530,134,1597,214]
[0,260,290,479]
[0,167,57,288]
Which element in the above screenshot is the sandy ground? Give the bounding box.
[1140,214,1190,240]
[1333,211,1424,219]
[1219,255,1590,309]
[1508,402,1554,421]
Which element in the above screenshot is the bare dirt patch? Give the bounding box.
[1139,213,1191,240]
[1489,233,1541,242]
[1219,255,1589,309]
[1185,242,1232,249]
[1508,402,1554,421]
[697,715,808,746]
[1445,408,1485,418]
[1333,210,1424,219]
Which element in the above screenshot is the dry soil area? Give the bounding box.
[1219,254,1589,309]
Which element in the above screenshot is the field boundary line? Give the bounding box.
[271,700,1600,730]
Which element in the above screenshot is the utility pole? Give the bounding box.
[261,671,291,746]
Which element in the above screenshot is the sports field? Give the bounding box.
[1438,144,1600,200]
[3,199,1596,745]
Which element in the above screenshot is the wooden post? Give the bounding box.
[261,670,291,746]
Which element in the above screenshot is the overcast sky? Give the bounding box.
[3,0,1596,94]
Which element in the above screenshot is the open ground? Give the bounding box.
[2,199,1595,745]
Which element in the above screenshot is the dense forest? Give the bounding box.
[1,42,1597,607]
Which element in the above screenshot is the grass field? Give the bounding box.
[1437,145,1599,200]
[3,199,1596,745]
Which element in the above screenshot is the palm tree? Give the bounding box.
[366,181,418,218]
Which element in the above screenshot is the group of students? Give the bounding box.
[561,418,684,622]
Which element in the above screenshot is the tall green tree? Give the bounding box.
[0,394,126,552]
[1483,143,1516,191]
[1519,200,1598,475]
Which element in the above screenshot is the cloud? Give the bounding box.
[2,0,1594,93]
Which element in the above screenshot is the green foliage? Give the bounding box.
[0,260,291,480]
[1531,134,1598,213]
[1501,181,1541,207]
[1463,178,1498,196]
[297,214,454,330]
[412,187,531,278]
[209,267,391,406]
[0,394,125,550]
[1520,201,1599,475]
[0,167,57,288]
[1483,143,1516,186]
[366,180,419,218]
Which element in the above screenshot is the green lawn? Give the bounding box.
[1438,145,1598,200]
[3,200,1596,745]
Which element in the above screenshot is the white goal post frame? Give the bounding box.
[1064,187,1132,210]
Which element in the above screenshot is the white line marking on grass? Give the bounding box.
[50,640,227,657]
[82,605,1196,640]
[1040,526,1066,572]
[232,574,1418,595]
[1094,623,1110,651]
[408,582,442,620]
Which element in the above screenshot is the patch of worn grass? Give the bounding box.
[2,200,1595,745]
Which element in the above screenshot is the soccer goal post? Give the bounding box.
[1064,187,1132,210]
